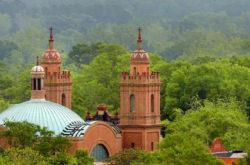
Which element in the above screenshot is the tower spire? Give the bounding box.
[36,56,39,66]
[137,27,142,49]
[49,27,54,49]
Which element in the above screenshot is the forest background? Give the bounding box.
[0,0,250,164]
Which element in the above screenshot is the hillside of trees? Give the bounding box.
[0,0,250,164]
[1,0,250,62]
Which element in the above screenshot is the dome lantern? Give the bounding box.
[31,57,45,100]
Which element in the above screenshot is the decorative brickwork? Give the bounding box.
[86,104,119,125]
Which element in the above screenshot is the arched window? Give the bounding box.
[131,143,135,148]
[151,94,154,112]
[41,78,44,89]
[45,67,48,74]
[130,94,135,112]
[62,93,66,106]
[37,78,41,90]
[133,67,136,75]
[91,144,109,162]
[151,142,154,151]
[33,78,36,90]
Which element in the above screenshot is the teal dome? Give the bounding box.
[0,99,84,135]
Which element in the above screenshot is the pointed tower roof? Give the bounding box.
[49,27,54,49]
[130,27,149,64]
[42,27,61,63]
[137,27,142,49]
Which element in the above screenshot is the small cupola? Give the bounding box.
[31,57,45,99]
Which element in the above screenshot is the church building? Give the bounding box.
[0,28,161,161]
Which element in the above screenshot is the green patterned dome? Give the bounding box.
[0,99,84,135]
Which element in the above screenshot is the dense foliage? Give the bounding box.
[0,1,250,164]
[158,101,250,164]
[108,101,250,165]
[0,121,94,165]
[0,0,250,118]
[2,0,250,65]
[107,149,159,165]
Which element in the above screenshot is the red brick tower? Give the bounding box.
[119,28,161,151]
[40,28,72,109]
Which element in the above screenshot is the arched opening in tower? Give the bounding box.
[130,94,135,112]
[37,78,41,90]
[151,94,154,112]
[62,93,66,106]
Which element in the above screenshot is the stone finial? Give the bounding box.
[36,56,39,66]
[137,27,142,49]
[97,103,107,111]
[49,27,54,49]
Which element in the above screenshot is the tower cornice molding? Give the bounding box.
[119,124,162,128]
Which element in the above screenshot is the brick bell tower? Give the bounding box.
[40,27,72,109]
[119,28,161,151]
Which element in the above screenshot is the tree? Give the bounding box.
[0,99,9,113]
[0,121,94,164]
[10,26,46,66]
[162,58,250,119]
[74,150,94,165]
[0,121,71,155]
[107,149,157,165]
[6,147,47,165]
[158,135,224,165]
[0,121,39,148]
[0,155,12,165]
[0,14,12,37]
[47,152,77,165]
[162,100,250,149]
[0,65,31,104]
[154,100,250,165]
[34,134,70,156]
[67,42,105,65]
[0,40,18,60]
[72,44,129,116]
